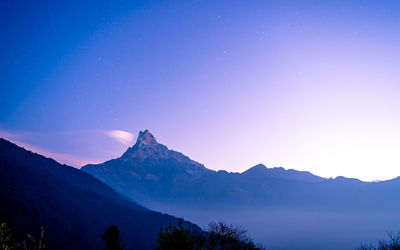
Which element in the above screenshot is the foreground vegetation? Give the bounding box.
[0,222,45,250]
[1,218,263,250]
[357,232,400,250]
[4,216,400,250]
[98,220,265,250]
[155,220,264,250]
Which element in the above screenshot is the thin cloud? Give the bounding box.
[106,130,135,146]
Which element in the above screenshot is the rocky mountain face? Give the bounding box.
[0,138,199,250]
[83,129,212,205]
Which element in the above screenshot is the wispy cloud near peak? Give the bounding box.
[106,130,135,146]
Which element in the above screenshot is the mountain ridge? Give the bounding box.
[83,129,393,211]
[107,130,324,181]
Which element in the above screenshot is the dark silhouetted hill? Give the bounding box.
[0,138,199,250]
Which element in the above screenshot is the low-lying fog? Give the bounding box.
[155,206,400,250]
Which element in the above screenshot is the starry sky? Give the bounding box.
[1,0,400,181]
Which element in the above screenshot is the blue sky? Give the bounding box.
[1,0,400,180]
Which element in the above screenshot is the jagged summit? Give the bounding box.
[120,129,164,159]
[136,129,157,147]
[119,130,204,167]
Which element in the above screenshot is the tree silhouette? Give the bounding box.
[155,219,196,250]
[102,226,125,250]
[155,220,264,250]
[357,232,400,250]
[205,221,262,250]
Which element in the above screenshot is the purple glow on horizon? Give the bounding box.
[1,1,400,181]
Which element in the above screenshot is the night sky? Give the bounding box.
[1,0,400,181]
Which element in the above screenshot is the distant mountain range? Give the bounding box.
[0,138,199,250]
[82,130,400,250]
[82,129,400,210]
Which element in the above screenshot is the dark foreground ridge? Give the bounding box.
[0,138,199,250]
